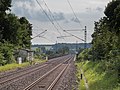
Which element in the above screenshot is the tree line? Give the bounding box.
[0,0,32,65]
[78,0,120,82]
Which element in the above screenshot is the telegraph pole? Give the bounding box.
[84,26,87,49]
[76,41,78,53]
[62,26,87,49]
[56,41,57,53]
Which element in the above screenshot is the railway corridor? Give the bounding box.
[0,55,77,90]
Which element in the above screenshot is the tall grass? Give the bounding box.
[0,59,46,73]
[76,61,120,90]
[0,62,30,72]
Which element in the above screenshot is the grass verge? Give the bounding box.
[0,59,46,73]
[76,61,120,90]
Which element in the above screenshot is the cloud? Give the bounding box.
[11,0,66,22]
[53,12,65,21]
[11,0,111,44]
[71,17,80,23]
[63,20,69,24]
[96,7,103,12]
[86,8,92,12]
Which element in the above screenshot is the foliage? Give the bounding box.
[0,52,4,66]
[78,49,91,61]
[77,1,120,86]
[0,42,16,65]
[19,17,32,48]
[57,46,69,54]
[0,0,32,48]
[0,62,30,73]
[0,0,32,65]
[91,0,120,58]
[76,61,120,90]
[0,59,46,73]
[29,59,47,65]
[46,50,54,56]
[90,0,120,73]
[0,0,11,12]
[34,47,46,59]
[0,14,32,48]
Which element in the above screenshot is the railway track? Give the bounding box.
[0,55,73,90]
[0,55,68,80]
[23,56,73,90]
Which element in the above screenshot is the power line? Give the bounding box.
[32,30,47,39]
[39,36,54,43]
[35,0,61,36]
[67,0,83,28]
[42,0,62,36]
[42,0,67,41]
[42,0,64,30]
[63,30,85,41]
[57,35,72,38]
[63,29,84,31]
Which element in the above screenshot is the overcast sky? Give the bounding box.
[11,0,112,45]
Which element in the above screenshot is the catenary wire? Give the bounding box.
[67,0,83,28]
[36,0,62,36]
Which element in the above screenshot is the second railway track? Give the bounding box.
[23,56,73,90]
[0,55,74,90]
[0,55,68,80]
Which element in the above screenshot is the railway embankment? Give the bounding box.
[76,61,120,90]
[0,55,77,90]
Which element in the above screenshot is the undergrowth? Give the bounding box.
[76,61,120,90]
[0,59,46,73]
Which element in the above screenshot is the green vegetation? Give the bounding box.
[0,62,30,72]
[76,62,85,90]
[76,61,120,90]
[57,46,69,55]
[76,0,120,90]
[0,59,46,72]
[29,59,47,65]
[90,0,120,70]
[34,47,47,59]
[0,0,32,66]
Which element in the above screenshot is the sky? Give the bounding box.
[11,0,112,45]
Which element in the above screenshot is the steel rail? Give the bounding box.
[0,55,68,80]
[0,56,70,85]
[0,64,47,85]
[23,56,72,90]
[0,63,46,79]
[47,59,71,90]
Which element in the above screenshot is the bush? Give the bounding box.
[0,42,16,65]
[0,52,5,66]
[78,49,92,61]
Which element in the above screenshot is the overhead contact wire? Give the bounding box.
[36,0,61,35]
[67,0,83,28]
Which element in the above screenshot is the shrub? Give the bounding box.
[0,42,16,65]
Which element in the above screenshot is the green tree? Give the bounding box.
[58,46,69,54]
[0,0,11,12]
[0,41,15,65]
[0,0,12,41]
[0,51,4,66]
[90,0,120,79]
[18,17,32,48]
[104,0,120,48]
[0,0,32,65]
